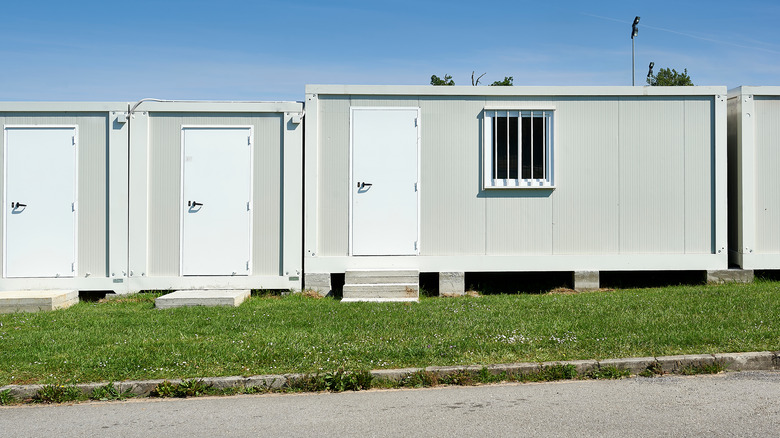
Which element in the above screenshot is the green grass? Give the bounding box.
[1,281,779,387]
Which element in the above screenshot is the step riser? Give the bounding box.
[343,285,419,299]
[345,271,419,285]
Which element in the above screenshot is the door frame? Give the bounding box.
[348,107,421,256]
[3,125,79,278]
[179,125,254,276]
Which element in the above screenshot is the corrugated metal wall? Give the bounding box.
[754,97,780,253]
[316,95,716,257]
[146,113,283,276]
[0,113,108,276]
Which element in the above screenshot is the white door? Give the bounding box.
[351,108,419,255]
[4,127,76,278]
[181,127,251,276]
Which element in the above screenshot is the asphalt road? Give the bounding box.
[2,371,779,437]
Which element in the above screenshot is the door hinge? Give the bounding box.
[247,201,251,211]
[72,202,76,212]
[414,182,418,192]
[414,118,418,127]
[72,136,76,146]
[414,241,418,250]
[71,262,75,272]
[246,261,250,270]
[248,136,251,146]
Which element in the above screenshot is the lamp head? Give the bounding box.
[631,16,640,38]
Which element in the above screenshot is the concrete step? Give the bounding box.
[342,284,419,299]
[155,289,250,309]
[345,270,419,285]
[0,290,78,313]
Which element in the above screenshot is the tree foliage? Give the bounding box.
[430,74,454,86]
[647,68,693,86]
[489,76,514,86]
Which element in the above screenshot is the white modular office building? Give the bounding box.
[728,86,780,270]
[126,100,303,293]
[0,102,129,294]
[303,85,729,297]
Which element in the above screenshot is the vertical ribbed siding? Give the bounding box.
[483,97,554,255]
[552,98,619,254]
[420,97,485,255]
[317,97,351,255]
[252,115,283,275]
[618,98,686,253]
[754,97,780,253]
[1,113,108,276]
[147,113,283,276]
[684,98,714,253]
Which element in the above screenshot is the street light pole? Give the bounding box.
[631,16,640,86]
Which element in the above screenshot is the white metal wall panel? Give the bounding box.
[754,97,780,253]
[552,98,619,254]
[317,98,351,256]
[0,114,108,277]
[419,97,485,255]
[4,127,75,277]
[684,98,714,253]
[485,195,552,254]
[618,98,686,253]
[147,114,282,276]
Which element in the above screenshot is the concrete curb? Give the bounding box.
[2,351,779,400]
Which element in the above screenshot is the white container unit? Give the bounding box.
[304,85,728,290]
[0,102,130,293]
[727,86,780,269]
[127,101,303,292]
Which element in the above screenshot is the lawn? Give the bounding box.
[1,281,778,386]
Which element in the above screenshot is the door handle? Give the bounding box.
[188,201,203,207]
[357,182,373,189]
[11,202,27,208]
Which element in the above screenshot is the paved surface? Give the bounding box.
[2,371,778,437]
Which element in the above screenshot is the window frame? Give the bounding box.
[482,107,555,189]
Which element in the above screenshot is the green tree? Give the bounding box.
[489,76,514,86]
[430,74,454,86]
[647,68,693,86]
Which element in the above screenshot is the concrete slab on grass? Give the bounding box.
[155,290,250,309]
[0,290,78,314]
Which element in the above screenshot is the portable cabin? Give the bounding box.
[126,101,303,293]
[0,102,129,294]
[303,85,729,299]
[727,86,780,270]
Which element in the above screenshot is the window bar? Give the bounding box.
[528,110,534,179]
[517,112,522,183]
[542,111,546,181]
[506,112,510,182]
[493,113,497,183]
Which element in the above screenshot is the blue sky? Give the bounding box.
[1,0,778,101]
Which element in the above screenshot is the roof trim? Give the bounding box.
[305,84,726,97]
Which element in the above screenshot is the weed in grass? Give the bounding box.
[323,368,372,392]
[440,371,474,386]
[36,384,84,403]
[399,370,439,388]
[0,389,15,405]
[639,362,664,378]
[521,364,578,382]
[151,380,212,398]
[679,362,724,376]
[588,366,631,379]
[90,383,134,401]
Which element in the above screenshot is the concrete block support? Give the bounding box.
[439,272,465,296]
[304,273,332,297]
[573,271,600,291]
[707,269,754,284]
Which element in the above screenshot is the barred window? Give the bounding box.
[483,110,554,188]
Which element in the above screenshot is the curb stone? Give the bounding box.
[2,351,779,401]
